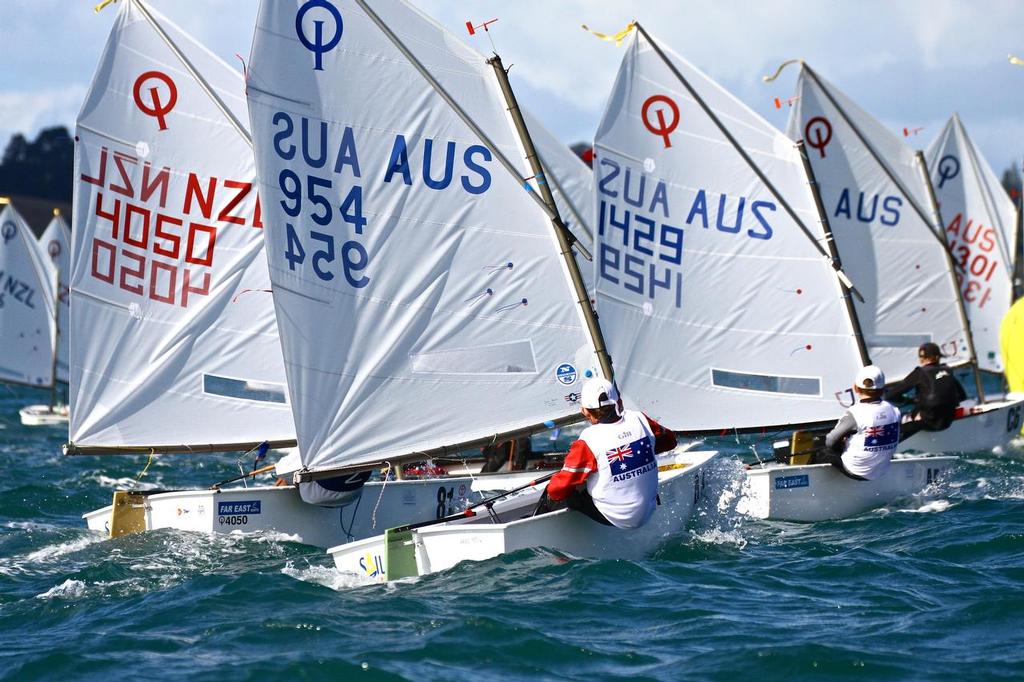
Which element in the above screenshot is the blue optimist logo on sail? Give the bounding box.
[296,0,344,71]
[607,437,656,482]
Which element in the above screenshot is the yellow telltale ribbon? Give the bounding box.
[94,0,119,13]
[582,21,636,47]
[1010,54,1024,66]
[762,58,804,83]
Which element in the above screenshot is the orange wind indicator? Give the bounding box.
[772,95,800,109]
[902,126,925,137]
[466,18,498,36]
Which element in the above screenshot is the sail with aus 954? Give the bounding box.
[245,0,601,474]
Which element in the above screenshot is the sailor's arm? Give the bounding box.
[825,412,858,454]
[884,367,922,402]
[644,414,678,453]
[547,440,598,501]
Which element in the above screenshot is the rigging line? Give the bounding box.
[632,22,863,300]
[371,462,392,530]
[130,0,252,147]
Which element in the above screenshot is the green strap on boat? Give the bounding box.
[384,528,418,580]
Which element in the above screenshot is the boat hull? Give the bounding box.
[897,397,1024,453]
[19,404,69,426]
[743,455,957,522]
[329,449,718,581]
[83,471,542,549]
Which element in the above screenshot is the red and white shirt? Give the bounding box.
[548,410,677,528]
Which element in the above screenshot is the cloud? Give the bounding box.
[0,86,88,145]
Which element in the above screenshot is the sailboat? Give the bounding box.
[785,63,1024,455]
[244,0,715,581]
[73,0,547,548]
[0,202,61,418]
[20,211,72,426]
[587,27,954,523]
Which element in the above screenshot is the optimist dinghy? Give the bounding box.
[74,0,580,547]
[785,62,1024,454]
[330,450,715,581]
[244,0,718,575]
[0,202,64,423]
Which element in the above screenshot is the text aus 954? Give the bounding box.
[268,111,494,290]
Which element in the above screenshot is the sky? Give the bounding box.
[2,0,1024,177]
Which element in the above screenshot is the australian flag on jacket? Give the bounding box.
[606,436,656,482]
[863,422,899,451]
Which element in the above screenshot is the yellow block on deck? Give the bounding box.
[789,431,819,465]
[109,491,147,538]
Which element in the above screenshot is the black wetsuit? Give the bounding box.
[884,363,967,431]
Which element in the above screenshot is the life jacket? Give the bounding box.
[841,400,901,480]
[915,363,961,429]
[580,410,659,528]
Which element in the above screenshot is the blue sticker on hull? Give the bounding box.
[774,474,809,490]
[218,500,262,515]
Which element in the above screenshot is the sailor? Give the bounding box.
[816,365,901,481]
[883,342,967,432]
[541,378,676,528]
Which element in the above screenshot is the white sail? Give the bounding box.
[788,66,971,380]
[246,0,599,473]
[593,31,863,430]
[926,114,1015,373]
[39,214,71,383]
[69,0,294,448]
[0,204,57,388]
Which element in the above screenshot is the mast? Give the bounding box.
[915,150,986,402]
[1016,157,1024,301]
[633,22,863,301]
[796,141,871,366]
[486,53,613,381]
[49,266,60,410]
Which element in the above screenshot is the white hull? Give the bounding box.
[743,455,958,522]
[897,397,1024,454]
[83,471,542,549]
[19,404,69,426]
[329,449,718,582]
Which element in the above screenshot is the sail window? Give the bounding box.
[711,368,821,396]
[202,374,288,404]
[866,334,932,348]
[411,340,537,374]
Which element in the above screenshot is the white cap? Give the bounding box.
[580,378,620,409]
[855,365,885,390]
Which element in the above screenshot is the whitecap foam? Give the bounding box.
[281,561,373,591]
[898,499,953,514]
[36,579,88,600]
[20,533,106,565]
